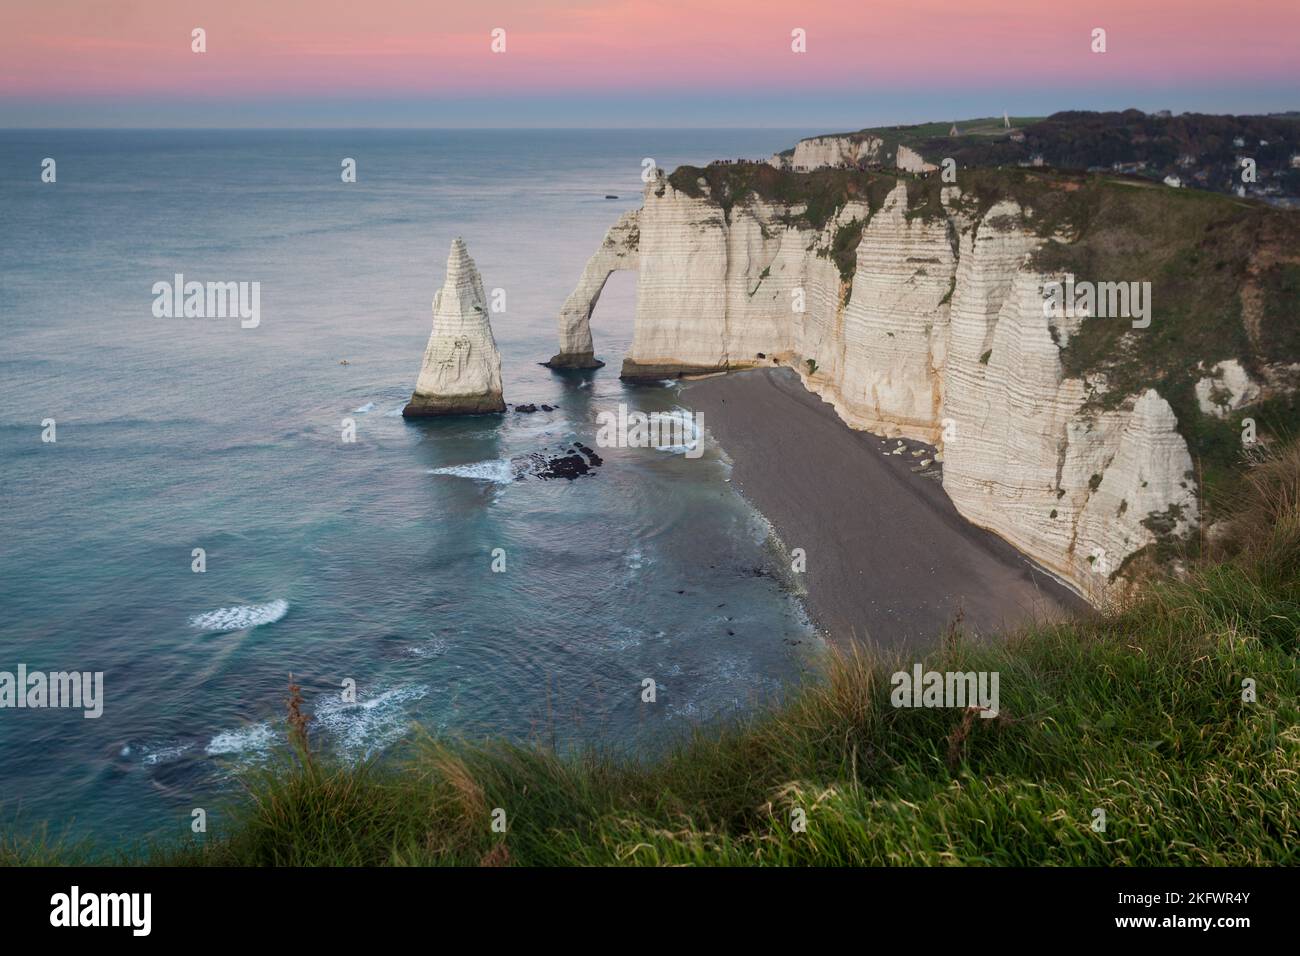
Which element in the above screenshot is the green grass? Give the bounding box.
[7,446,1298,867]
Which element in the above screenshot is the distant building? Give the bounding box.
[1291,154,1300,169]
[1010,130,1026,143]
[1154,109,1172,119]
[949,124,960,137]
[1233,136,1245,148]
[1176,154,1197,168]
[1003,111,1011,128]
[1163,175,1183,188]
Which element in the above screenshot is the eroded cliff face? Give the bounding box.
[558,171,1201,598]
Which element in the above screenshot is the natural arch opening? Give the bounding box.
[546,210,639,369]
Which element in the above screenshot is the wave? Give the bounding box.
[428,459,516,484]
[142,742,193,766]
[120,740,193,766]
[313,684,430,761]
[200,684,429,767]
[189,599,289,632]
[654,408,703,455]
[410,638,451,658]
[205,722,275,757]
[353,401,376,413]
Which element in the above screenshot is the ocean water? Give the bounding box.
[0,129,821,843]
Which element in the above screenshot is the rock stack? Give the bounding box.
[403,238,505,417]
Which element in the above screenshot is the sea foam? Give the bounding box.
[205,722,275,757]
[313,684,430,761]
[654,408,703,455]
[428,459,516,484]
[189,599,289,632]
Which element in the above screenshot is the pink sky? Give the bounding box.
[3,0,1297,99]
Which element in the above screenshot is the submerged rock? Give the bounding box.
[403,238,506,417]
[526,443,604,480]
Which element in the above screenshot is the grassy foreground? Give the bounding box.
[8,449,1299,867]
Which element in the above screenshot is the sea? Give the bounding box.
[0,129,822,845]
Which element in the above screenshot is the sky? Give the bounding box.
[2,0,1297,128]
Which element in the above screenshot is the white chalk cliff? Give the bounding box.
[555,172,1201,599]
[895,144,937,174]
[404,238,505,417]
[773,134,884,170]
[1195,359,1260,417]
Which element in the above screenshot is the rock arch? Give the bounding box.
[546,210,639,368]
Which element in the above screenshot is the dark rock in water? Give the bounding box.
[605,194,619,199]
[544,352,605,370]
[540,404,555,411]
[538,453,590,480]
[573,442,603,467]
[536,452,590,480]
[525,443,605,481]
[513,403,557,414]
[514,403,538,413]
[505,440,605,482]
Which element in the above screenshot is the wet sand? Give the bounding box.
[683,367,1086,651]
